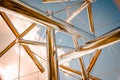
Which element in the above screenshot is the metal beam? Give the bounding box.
[0,0,96,40]
[0,12,19,57]
[87,2,95,33]
[59,28,120,64]
[22,45,45,73]
[46,27,59,80]
[43,0,71,3]
[79,58,88,80]
[1,11,37,38]
[18,23,37,38]
[66,1,89,23]
[0,12,44,72]
[87,49,102,74]
[19,39,74,49]
[0,11,19,37]
[59,65,100,80]
[73,37,88,80]
[0,39,17,57]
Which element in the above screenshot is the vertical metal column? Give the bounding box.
[46,27,59,80]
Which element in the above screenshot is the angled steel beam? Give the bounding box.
[59,28,120,64]
[59,65,100,80]
[0,11,19,37]
[18,23,37,38]
[0,11,19,57]
[0,12,36,57]
[19,39,74,49]
[46,27,59,80]
[22,45,45,73]
[73,37,88,80]
[66,1,89,23]
[0,12,44,72]
[60,65,82,75]
[60,68,81,79]
[43,0,72,3]
[0,0,96,40]
[0,11,37,38]
[87,49,102,75]
[79,58,88,80]
[87,2,95,33]
[0,39,17,57]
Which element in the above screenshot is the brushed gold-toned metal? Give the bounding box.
[0,39,17,57]
[73,37,88,80]
[0,11,37,38]
[43,0,70,3]
[0,12,44,72]
[18,23,37,38]
[19,39,74,49]
[22,45,45,73]
[60,65,100,80]
[79,58,88,80]
[0,11,19,37]
[46,27,59,80]
[60,65,82,75]
[66,1,89,22]
[0,12,19,57]
[87,2,95,33]
[59,28,120,64]
[87,49,102,74]
[0,0,97,40]
[0,1,119,80]
[0,0,78,37]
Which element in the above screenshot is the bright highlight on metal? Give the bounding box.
[66,1,89,23]
[0,0,120,80]
[43,0,71,3]
[59,28,120,64]
[0,12,45,73]
[0,0,96,41]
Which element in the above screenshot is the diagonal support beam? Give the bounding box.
[59,65,100,80]
[79,58,88,80]
[22,45,45,73]
[19,39,74,49]
[0,12,44,72]
[0,39,17,57]
[87,49,102,75]
[0,12,36,57]
[18,23,37,38]
[66,1,89,23]
[87,2,95,33]
[73,37,88,80]
[0,11,19,37]
[0,0,96,40]
[59,28,120,64]
[42,0,72,3]
[0,11,19,57]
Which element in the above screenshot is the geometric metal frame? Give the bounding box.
[0,0,120,80]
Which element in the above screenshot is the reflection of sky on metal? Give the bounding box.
[0,0,120,80]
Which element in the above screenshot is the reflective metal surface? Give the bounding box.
[22,45,45,73]
[87,2,95,33]
[66,1,89,23]
[43,0,71,3]
[0,0,120,80]
[0,0,96,41]
[46,27,59,80]
[59,28,120,64]
[0,12,44,73]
